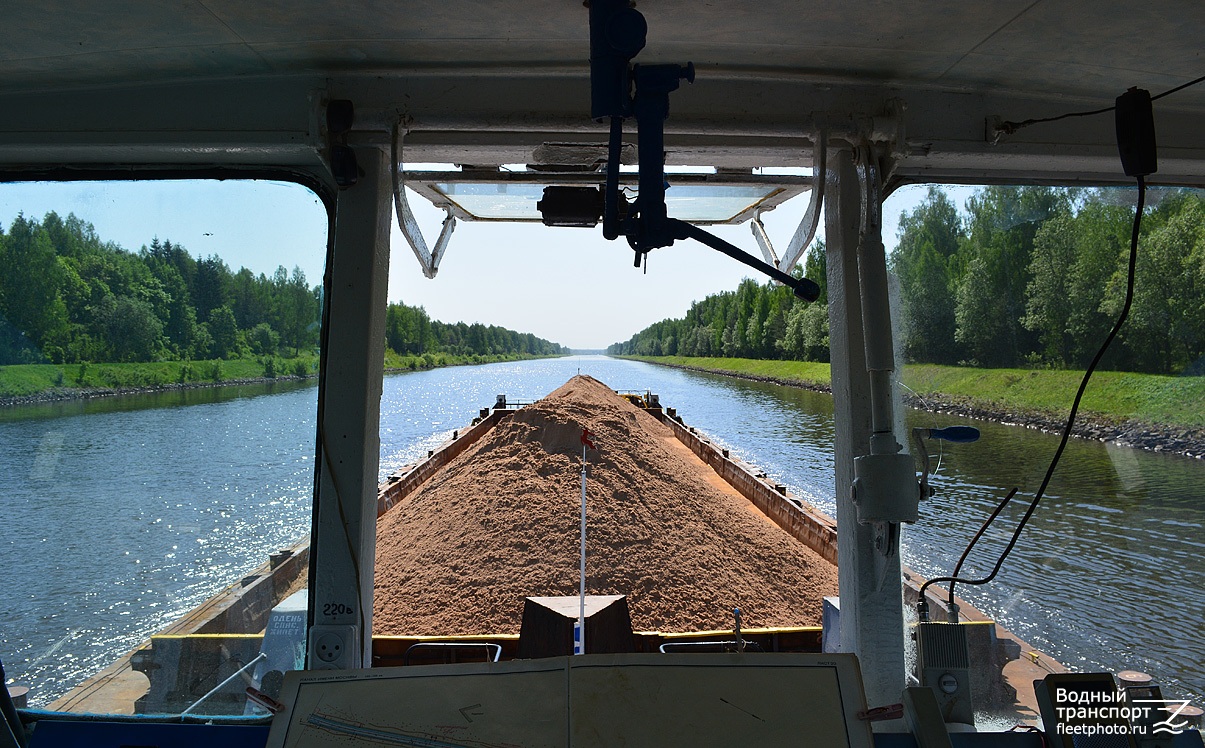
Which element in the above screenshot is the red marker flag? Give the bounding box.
[581,428,596,450]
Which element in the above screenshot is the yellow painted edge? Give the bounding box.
[152,626,826,643]
[372,634,521,642]
[634,626,823,638]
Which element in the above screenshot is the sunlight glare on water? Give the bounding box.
[1,356,1202,709]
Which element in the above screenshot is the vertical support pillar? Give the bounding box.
[825,147,905,710]
[309,145,391,668]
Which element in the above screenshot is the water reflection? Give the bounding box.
[1,355,1201,708]
[900,408,1205,705]
[0,381,318,703]
[379,357,1203,704]
[0,379,316,424]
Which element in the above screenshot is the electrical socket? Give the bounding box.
[308,624,359,670]
[315,632,343,663]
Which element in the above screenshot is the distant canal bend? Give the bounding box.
[1,355,1201,707]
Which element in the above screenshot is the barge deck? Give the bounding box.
[49,380,1061,723]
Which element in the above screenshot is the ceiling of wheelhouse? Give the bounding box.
[2,2,1203,184]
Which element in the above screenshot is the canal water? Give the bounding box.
[1,356,1202,708]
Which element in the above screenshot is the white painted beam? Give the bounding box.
[826,147,906,713]
[1,73,1202,184]
[309,146,392,668]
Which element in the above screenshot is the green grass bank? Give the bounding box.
[0,352,562,403]
[619,355,1205,430]
[0,356,319,398]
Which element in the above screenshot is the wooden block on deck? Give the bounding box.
[518,595,634,659]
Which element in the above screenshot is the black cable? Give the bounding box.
[945,487,1019,608]
[997,104,1116,136]
[919,176,1146,606]
[1151,73,1205,102]
[997,73,1204,136]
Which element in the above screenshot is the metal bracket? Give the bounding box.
[750,209,777,266]
[750,131,827,274]
[856,142,885,248]
[587,0,819,300]
[391,122,456,279]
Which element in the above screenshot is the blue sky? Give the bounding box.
[0,178,974,350]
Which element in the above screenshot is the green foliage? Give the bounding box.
[191,324,214,361]
[613,186,1205,378]
[0,212,322,367]
[0,313,46,364]
[1022,212,1078,364]
[890,187,961,364]
[274,266,318,355]
[610,245,825,362]
[0,215,69,352]
[263,356,277,379]
[1105,194,1205,373]
[93,294,165,362]
[384,300,568,359]
[954,186,1072,366]
[206,305,241,359]
[247,322,279,356]
[781,303,830,362]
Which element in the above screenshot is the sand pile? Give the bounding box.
[373,375,838,636]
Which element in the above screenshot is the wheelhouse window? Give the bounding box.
[883,183,1205,714]
[0,179,326,715]
[376,175,1205,719]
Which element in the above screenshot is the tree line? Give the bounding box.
[0,211,566,367]
[385,302,567,358]
[0,211,320,365]
[609,186,1205,376]
[606,252,831,361]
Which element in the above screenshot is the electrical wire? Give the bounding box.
[1151,73,1205,101]
[941,487,1019,610]
[996,103,1115,136]
[996,73,1204,137]
[897,381,932,412]
[919,176,1146,608]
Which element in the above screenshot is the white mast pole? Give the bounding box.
[576,440,588,655]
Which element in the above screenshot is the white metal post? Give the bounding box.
[576,444,588,655]
[825,146,906,712]
[309,145,392,669]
